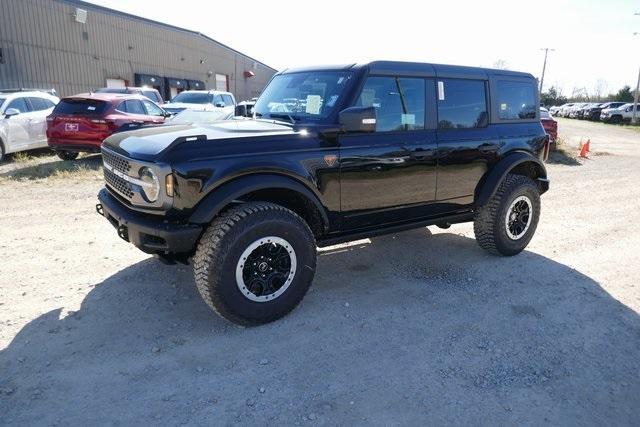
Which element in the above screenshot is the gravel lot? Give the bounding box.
[1,118,639,425]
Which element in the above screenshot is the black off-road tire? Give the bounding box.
[193,202,317,326]
[474,174,540,256]
[57,151,79,161]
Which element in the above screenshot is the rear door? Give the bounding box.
[26,97,56,147]
[338,75,438,229]
[435,78,495,204]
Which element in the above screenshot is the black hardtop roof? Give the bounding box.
[281,60,534,80]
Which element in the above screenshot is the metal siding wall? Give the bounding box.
[0,0,276,98]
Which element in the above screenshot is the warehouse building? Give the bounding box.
[0,0,277,101]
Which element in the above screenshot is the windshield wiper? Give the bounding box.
[267,113,299,124]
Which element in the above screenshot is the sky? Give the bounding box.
[86,0,640,97]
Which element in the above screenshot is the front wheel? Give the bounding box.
[56,151,79,161]
[193,202,317,326]
[474,174,541,256]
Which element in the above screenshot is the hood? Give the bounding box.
[103,119,298,161]
[164,103,214,111]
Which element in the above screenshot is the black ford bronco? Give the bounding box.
[97,61,550,325]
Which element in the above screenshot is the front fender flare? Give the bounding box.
[188,173,329,231]
[475,152,548,207]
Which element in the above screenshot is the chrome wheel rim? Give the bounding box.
[235,236,297,302]
[505,195,533,240]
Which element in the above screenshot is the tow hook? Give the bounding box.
[96,203,104,216]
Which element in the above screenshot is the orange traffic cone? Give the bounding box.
[579,139,591,158]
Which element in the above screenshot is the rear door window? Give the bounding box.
[53,99,107,115]
[356,76,425,132]
[7,97,31,113]
[142,90,161,103]
[28,97,56,111]
[496,80,537,120]
[120,100,146,115]
[437,79,488,129]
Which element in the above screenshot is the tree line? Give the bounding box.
[541,85,636,106]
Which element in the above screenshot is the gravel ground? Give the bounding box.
[1,119,639,425]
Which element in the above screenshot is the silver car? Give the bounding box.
[0,90,60,161]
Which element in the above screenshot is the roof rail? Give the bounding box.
[0,88,58,96]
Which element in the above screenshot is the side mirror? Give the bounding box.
[215,102,225,108]
[4,108,20,118]
[162,111,172,117]
[339,106,376,133]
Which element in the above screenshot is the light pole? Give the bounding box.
[539,48,555,95]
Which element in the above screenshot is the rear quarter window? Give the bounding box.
[53,99,108,115]
[496,80,537,120]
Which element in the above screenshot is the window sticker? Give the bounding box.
[438,81,445,100]
[401,114,415,125]
[501,103,507,111]
[305,95,322,114]
[87,106,96,111]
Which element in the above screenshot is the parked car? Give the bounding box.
[540,108,557,145]
[235,98,258,117]
[167,109,234,124]
[600,103,639,124]
[163,90,236,116]
[96,60,550,325]
[95,86,164,104]
[591,102,626,121]
[0,89,60,161]
[47,93,168,160]
[567,103,588,118]
[548,105,562,116]
[557,103,575,117]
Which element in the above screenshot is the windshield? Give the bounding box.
[171,92,212,104]
[253,71,355,123]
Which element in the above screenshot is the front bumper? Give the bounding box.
[97,188,202,255]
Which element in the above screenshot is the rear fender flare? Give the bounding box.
[475,152,547,207]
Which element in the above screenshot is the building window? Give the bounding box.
[215,74,228,91]
[437,79,487,129]
[496,80,537,120]
[356,76,425,132]
[106,78,126,88]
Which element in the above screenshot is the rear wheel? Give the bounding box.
[0,141,5,163]
[56,151,79,161]
[474,174,540,256]
[193,202,317,326]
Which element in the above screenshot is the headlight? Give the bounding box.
[139,167,160,202]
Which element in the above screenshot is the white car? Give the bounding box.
[600,103,639,124]
[163,90,236,118]
[0,90,60,161]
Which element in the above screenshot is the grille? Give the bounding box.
[104,168,134,198]
[103,149,131,174]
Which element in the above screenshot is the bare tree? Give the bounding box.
[492,59,509,70]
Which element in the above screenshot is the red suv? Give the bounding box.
[47,93,168,160]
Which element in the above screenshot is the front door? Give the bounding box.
[339,76,437,230]
[3,97,32,152]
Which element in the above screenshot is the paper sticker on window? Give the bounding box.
[438,81,445,100]
[500,103,507,111]
[305,95,322,115]
[87,106,96,111]
[401,114,415,125]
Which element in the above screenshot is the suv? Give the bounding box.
[0,90,60,161]
[600,103,639,123]
[96,61,550,325]
[47,93,168,160]
[163,90,236,117]
[95,87,164,104]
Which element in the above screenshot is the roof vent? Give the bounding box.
[74,8,87,24]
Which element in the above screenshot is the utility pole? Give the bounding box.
[633,14,640,124]
[539,48,555,95]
